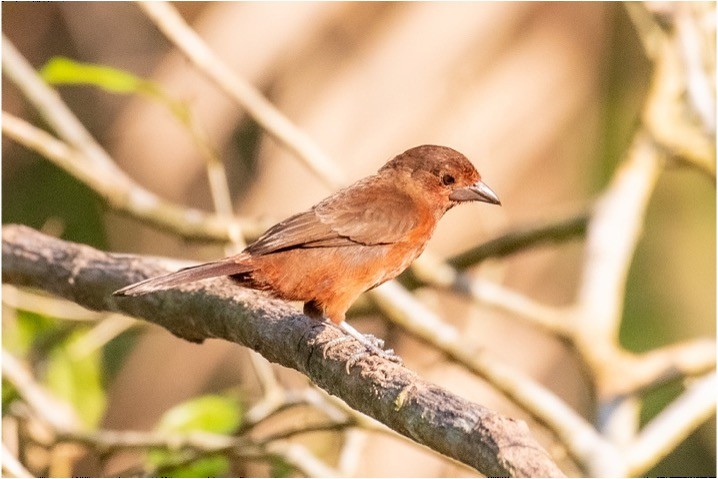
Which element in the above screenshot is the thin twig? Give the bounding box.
[1,35,118,172]
[4,345,339,478]
[626,373,716,476]
[2,111,267,241]
[1,443,34,478]
[605,339,717,398]
[3,284,107,322]
[257,421,354,445]
[67,316,139,357]
[137,1,345,189]
[53,428,341,478]
[2,349,80,433]
[410,256,573,337]
[447,210,591,269]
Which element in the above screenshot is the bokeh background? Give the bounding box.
[2,2,715,477]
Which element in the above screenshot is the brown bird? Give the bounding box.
[114,145,500,364]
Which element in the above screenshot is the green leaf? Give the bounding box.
[157,394,243,435]
[270,456,293,478]
[2,379,20,416]
[147,394,243,477]
[149,453,230,478]
[39,56,214,164]
[4,309,59,357]
[40,57,150,94]
[44,329,106,427]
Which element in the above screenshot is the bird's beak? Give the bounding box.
[449,180,501,205]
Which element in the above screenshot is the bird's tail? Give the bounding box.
[113,255,254,297]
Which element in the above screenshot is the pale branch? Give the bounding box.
[574,132,662,348]
[1,34,269,243]
[2,224,564,478]
[1,444,34,479]
[409,256,572,337]
[673,4,716,133]
[606,339,717,398]
[49,428,340,478]
[625,3,716,179]
[1,35,118,173]
[3,284,110,322]
[463,278,571,337]
[626,372,716,476]
[1,349,81,433]
[137,1,346,189]
[1,110,267,242]
[572,132,661,449]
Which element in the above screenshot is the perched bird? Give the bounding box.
[114,145,500,364]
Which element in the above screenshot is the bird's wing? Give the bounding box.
[246,179,420,255]
[315,180,420,244]
[246,210,347,255]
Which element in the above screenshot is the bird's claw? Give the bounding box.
[322,335,351,358]
[361,333,385,349]
[321,329,403,371]
[344,347,402,373]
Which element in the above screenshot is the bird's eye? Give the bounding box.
[441,174,455,186]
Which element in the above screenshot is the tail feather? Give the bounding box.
[114,258,254,297]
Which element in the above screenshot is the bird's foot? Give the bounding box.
[323,322,402,372]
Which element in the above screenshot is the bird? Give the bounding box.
[114,145,500,366]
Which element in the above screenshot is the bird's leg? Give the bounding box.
[304,301,355,355]
[337,322,402,370]
[304,301,401,369]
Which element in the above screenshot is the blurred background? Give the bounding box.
[2,2,715,477]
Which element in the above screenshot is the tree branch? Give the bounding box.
[1,444,34,479]
[137,1,346,189]
[0,37,267,243]
[447,210,590,269]
[2,224,564,478]
[626,372,716,476]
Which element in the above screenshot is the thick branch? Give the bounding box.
[2,224,564,478]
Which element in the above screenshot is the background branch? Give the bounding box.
[137,1,346,189]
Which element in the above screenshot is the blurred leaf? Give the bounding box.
[152,455,230,478]
[157,394,243,435]
[40,57,151,94]
[147,394,243,477]
[40,56,212,160]
[2,309,58,357]
[40,56,189,122]
[44,329,106,427]
[270,456,293,478]
[2,379,20,416]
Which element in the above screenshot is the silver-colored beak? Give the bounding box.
[449,180,501,205]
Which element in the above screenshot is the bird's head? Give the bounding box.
[380,145,501,211]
